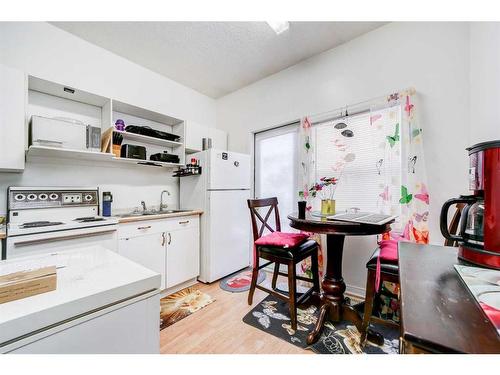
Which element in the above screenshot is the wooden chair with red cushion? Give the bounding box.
[359,203,465,345]
[247,197,320,330]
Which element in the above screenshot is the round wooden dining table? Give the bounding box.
[287,212,394,345]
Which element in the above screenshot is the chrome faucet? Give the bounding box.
[140,200,147,212]
[160,190,171,211]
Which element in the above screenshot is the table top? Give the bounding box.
[398,242,500,353]
[287,212,393,236]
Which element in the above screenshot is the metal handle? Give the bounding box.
[13,229,116,247]
[178,220,190,224]
[35,139,64,145]
[168,232,171,245]
[161,232,166,246]
[137,225,152,230]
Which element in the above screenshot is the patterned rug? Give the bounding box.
[219,268,266,292]
[243,295,399,354]
[160,288,215,330]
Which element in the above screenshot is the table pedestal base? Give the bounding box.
[306,234,384,346]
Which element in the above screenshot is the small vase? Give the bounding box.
[321,199,336,215]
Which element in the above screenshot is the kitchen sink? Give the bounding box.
[115,209,191,218]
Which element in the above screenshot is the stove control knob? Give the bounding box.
[39,193,48,200]
[14,194,25,201]
[27,194,37,201]
[84,194,93,202]
[49,193,59,200]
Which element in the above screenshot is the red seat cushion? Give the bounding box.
[254,232,309,249]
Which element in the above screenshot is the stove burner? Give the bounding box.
[20,221,64,228]
[74,217,106,223]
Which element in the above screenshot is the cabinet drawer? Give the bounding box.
[118,220,165,239]
[164,216,199,232]
[118,215,199,238]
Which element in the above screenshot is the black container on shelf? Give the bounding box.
[125,125,180,142]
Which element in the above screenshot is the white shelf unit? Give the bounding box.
[111,100,185,167]
[25,75,186,169]
[26,145,113,162]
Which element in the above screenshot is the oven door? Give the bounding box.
[6,225,118,259]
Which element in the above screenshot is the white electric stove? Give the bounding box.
[5,187,118,259]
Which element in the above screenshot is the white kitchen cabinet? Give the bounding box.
[185,120,227,152]
[117,215,200,292]
[208,127,227,150]
[0,64,26,172]
[118,231,167,290]
[166,221,200,288]
[185,120,207,153]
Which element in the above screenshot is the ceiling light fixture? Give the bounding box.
[266,21,290,35]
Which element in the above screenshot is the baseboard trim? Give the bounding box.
[160,278,198,298]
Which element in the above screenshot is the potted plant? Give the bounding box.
[308,177,339,215]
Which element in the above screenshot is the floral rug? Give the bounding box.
[160,288,215,330]
[242,295,399,354]
[219,268,266,293]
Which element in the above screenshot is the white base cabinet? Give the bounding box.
[5,292,159,354]
[118,232,167,290]
[166,220,200,288]
[118,215,200,292]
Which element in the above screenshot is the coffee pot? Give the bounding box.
[440,140,500,270]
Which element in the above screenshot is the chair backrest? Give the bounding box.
[247,197,281,242]
[443,203,465,247]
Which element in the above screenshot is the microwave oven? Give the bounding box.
[29,116,101,152]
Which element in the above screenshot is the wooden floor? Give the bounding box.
[159,275,312,354]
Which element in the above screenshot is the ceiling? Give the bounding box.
[51,22,386,98]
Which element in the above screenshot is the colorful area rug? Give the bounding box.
[160,288,215,330]
[243,295,399,354]
[219,268,266,292]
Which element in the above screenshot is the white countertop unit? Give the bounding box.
[0,246,161,347]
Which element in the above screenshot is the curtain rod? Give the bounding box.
[308,87,415,126]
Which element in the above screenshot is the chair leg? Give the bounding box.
[360,268,377,346]
[310,250,320,293]
[287,260,298,330]
[271,262,280,290]
[248,252,260,305]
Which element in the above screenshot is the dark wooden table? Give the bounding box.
[399,242,500,353]
[288,212,393,345]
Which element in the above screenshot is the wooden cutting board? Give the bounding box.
[0,266,57,304]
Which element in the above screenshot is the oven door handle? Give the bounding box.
[12,229,117,247]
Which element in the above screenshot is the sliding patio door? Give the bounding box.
[254,122,300,231]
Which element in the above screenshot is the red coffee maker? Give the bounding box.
[440,140,500,269]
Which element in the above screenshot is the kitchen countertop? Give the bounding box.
[116,209,203,224]
[0,246,160,347]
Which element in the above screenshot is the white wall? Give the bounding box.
[216,22,471,294]
[470,23,500,144]
[0,22,216,214]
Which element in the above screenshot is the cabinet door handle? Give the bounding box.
[168,232,172,245]
[178,220,190,224]
[161,232,166,246]
[137,225,152,230]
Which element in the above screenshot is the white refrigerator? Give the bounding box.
[180,149,251,283]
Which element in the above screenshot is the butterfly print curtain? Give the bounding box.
[371,88,430,243]
[298,117,324,278]
[296,88,429,279]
